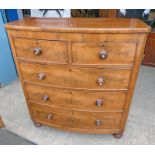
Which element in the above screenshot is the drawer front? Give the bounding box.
[26,84,71,108]
[25,83,126,111]
[9,31,142,42]
[20,62,131,90]
[31,104,73,128]
[71,68,131,90]
[72,111,122,130]
[71,91,126,112]
[20,62,70,87]
[72,42,137,65]
[31,104,122,130]
[14,38,68,64]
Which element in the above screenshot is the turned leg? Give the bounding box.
[34,121,42,127]
[113,133,123,138]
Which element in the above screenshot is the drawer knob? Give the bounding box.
[95,120,103,127]
[97,77,104,86]
[99,50,108,59]
[42,95,49,102]
[96,99,103,107]
[33,47,42,56]
[47,113,53,120]
[37,73,45,80]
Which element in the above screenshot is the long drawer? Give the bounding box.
[31,103,122,130]
[25,83,127,112]
[71,42,137,65]
[14,38,68,64]
[20,62,131,90]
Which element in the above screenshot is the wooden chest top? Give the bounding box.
[5,18,150,33]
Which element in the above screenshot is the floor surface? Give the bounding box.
[0,66,155,144]
[0,129,33,145]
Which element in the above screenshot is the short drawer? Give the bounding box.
[20,62,70,87]
[20,62,131,90]
[25,83,127,112]
[26,84,71,109]
[31,104,73,128]
[14,38,68,64]
[72,110,122,130]
[70,68,131,90]
[71,90,126,112]
[71,42,137,65]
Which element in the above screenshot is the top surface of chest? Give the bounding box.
[5,18,150,33]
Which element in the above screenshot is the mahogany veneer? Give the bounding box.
[6,18,150,138]
[143,32,155,67]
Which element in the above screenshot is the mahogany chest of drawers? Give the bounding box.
[6,18,150,138]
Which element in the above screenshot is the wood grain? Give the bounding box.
[0,116,5,128]
[14,37,68,64]
[8,30,146,42]
[19,61,70,87]
[6,18,150,136]
[72,41,137,65]
[72,110,122,130]
[70,67,131,90]
[143,32,155,67]
[25,83,127,112]
[5,18,150,33]
[7,36,35,122]
[99,9,118,18]
[31,103,73,128]
[19,61,131,90]
[31,103,122,130]
[119,34,148,133]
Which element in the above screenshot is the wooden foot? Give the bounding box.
[0,116,5,128]
[34,122,42,127]
[113,133,123,138]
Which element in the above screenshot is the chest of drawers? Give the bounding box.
[6,18,150,138]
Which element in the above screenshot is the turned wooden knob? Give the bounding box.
[99,50,108,59]
[97,77,104,86]
[96,99,103,107]
[95,120,103,127]
[42,95,49,102]
[47,114,53,120]
[37,73,45,80]
[33,47,41,56]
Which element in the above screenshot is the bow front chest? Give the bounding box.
[6,18,150,138]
